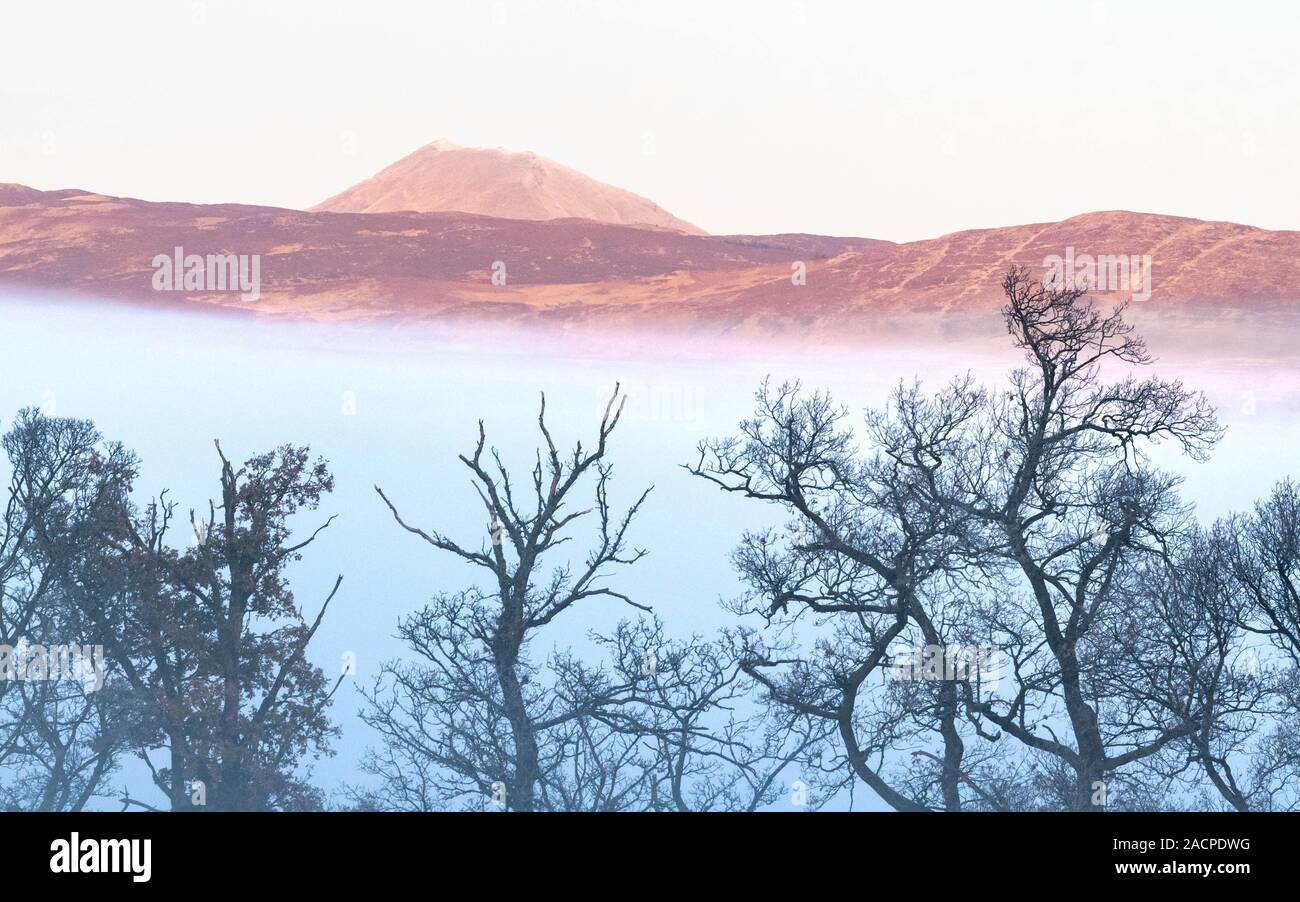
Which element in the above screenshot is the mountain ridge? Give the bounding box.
[1,186,1297,344]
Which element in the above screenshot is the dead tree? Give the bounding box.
[365,386,653,811]
[363,386,802,811]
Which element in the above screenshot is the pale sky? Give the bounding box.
[2,0,1297,241]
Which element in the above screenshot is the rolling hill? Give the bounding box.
[2,183,1297,351]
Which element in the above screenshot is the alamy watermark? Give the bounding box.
[889,641,1000,691]
[1043,246,1151,302]
[599,382,704,424]
[151,246,261,301]
[0,638,105,692]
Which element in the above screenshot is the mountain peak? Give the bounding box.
[421,137,465,152]
[311,140,706,235]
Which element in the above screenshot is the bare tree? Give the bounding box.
[1216,480,1300,810]
[592,618,817,811]
[362,386,802,812]
[1148,524,1273,810]
[934,267,1222,810]
[364,387,652,811]
[691,379,1001,810]
[692,267,1248,812]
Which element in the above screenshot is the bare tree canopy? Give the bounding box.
[5,270,1300,814]
[685,268,1295,812]
[360,387,803,811]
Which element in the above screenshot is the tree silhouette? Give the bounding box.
[361,387,803,811]
[0,410,136,811]
[95,443,345,811]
